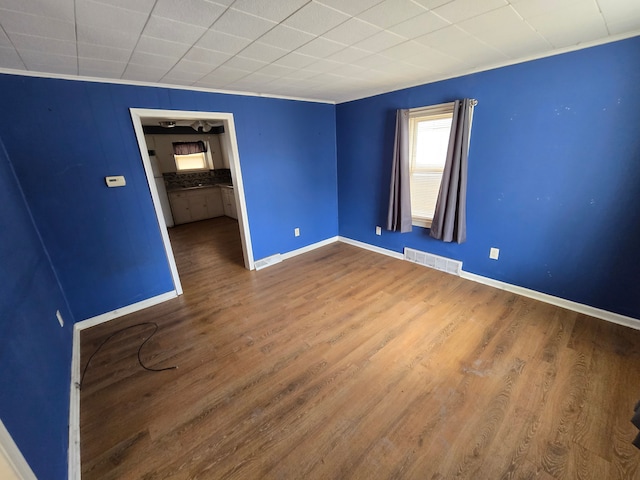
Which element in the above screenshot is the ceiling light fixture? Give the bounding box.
[158,121,176,128]
[191,120,213,133]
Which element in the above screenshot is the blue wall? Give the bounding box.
[0,136,73,479]
[337,36,640,319]
[0,76,338,321]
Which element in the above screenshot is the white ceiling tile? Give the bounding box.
[77,42,131,62]
[0,0,75,22]
[0,45,25,69]
[387,11,450,38]
[135,36,191,58]
[358,0,427,28]
[153,0,226,28]
[402,46,464,73]
[280,68,321,80]
[213,9,277,40]
[9,33,76,57]
[314,0,385,16]
[195,30,252,55]
[526,1,608,48]
[78,68,123,79]
[325,47,371,63]
[19,50,76,70]
[458,6,524,35]
[432,0,508,23]
[296,37,346,57]
[237,41,288,62]
[204,65,251,83]
[24,60,77,75]
[161,71,203,84]
[411,0,452,9]
[597,0,640,25]
[606,17,640,35]
[226,72,279,89]
[78,57,126,75]
[271,51,317,69]
[231,0,310,22]
[255,63,296,77]
[353,53,393,69]
[89,0,156,14]
[129,51,180,70]
[323,18,383,45]
[122,63,171,82]
[304,58,342,73]
[415,25,507,64]
[378,40,434,60]
[168,59,216,75]
[143,16,208,44]
[326,62,368,77]
[258,25,316,50]
[77,24,139,50]
[509,0,585,20]
[353,30,407,53]
[183,47,232,65]
[76,0,149,33]
[0,28,12,47]
[283,2,350,36]
[0,10,75,41]
[223,55,268,72]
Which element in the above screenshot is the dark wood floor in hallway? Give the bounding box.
[80,217,640,479]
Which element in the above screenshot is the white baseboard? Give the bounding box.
[280,236,339,261]
[75,291,178,331]
[459,270,640,331]
[68,290,179,479]
[337,236,404,260]
[340,238,640,331]
[0,420,36,480]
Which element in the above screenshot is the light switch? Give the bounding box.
[105,175,126,187]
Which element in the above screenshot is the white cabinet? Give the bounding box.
[220,186,237,219]
[169,187,224,225]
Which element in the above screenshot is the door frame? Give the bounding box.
[129,108,255,294]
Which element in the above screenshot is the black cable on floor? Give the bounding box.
[79,322,177,389]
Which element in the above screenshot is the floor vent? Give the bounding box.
[404,247,462,276]
[254,254,282,271]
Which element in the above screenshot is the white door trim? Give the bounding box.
[129,109,255,292]
[0,420,36,480]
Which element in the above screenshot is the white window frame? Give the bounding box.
[408,102,455,228]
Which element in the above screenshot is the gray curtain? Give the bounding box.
[173,141,206,155]
[387,109,412,232]
[429,99,474,244]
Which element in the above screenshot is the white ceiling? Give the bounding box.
[0,0,638,103]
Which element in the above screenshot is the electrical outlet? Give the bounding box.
[294,228,300,237]
[489,247,500,260]
[376,226,382,236]
[56,310,64,327]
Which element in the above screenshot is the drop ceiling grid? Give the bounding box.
[0,0,637,102]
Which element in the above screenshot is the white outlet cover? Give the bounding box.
[294,228,300,237]
[489,247,500,260]
[376,226,382,235]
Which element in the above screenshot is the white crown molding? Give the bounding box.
[0,68,335,105]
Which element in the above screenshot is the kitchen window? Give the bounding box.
[173,141,211,172]
[408,103,454,228]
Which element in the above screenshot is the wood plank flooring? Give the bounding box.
[80,217,640,479]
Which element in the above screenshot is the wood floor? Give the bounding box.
[80,217,640,479]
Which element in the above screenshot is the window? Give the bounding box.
[174,152,208,171]
[172,141,211,172]
[408,103,454,228]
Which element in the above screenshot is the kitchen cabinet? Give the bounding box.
[220,186,237,220]
[169,187,224,225]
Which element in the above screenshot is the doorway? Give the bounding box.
[129,108,255,295]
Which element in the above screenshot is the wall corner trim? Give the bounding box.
[0,420,36,480]
[337,237,405,260]
[280,236,340,261]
